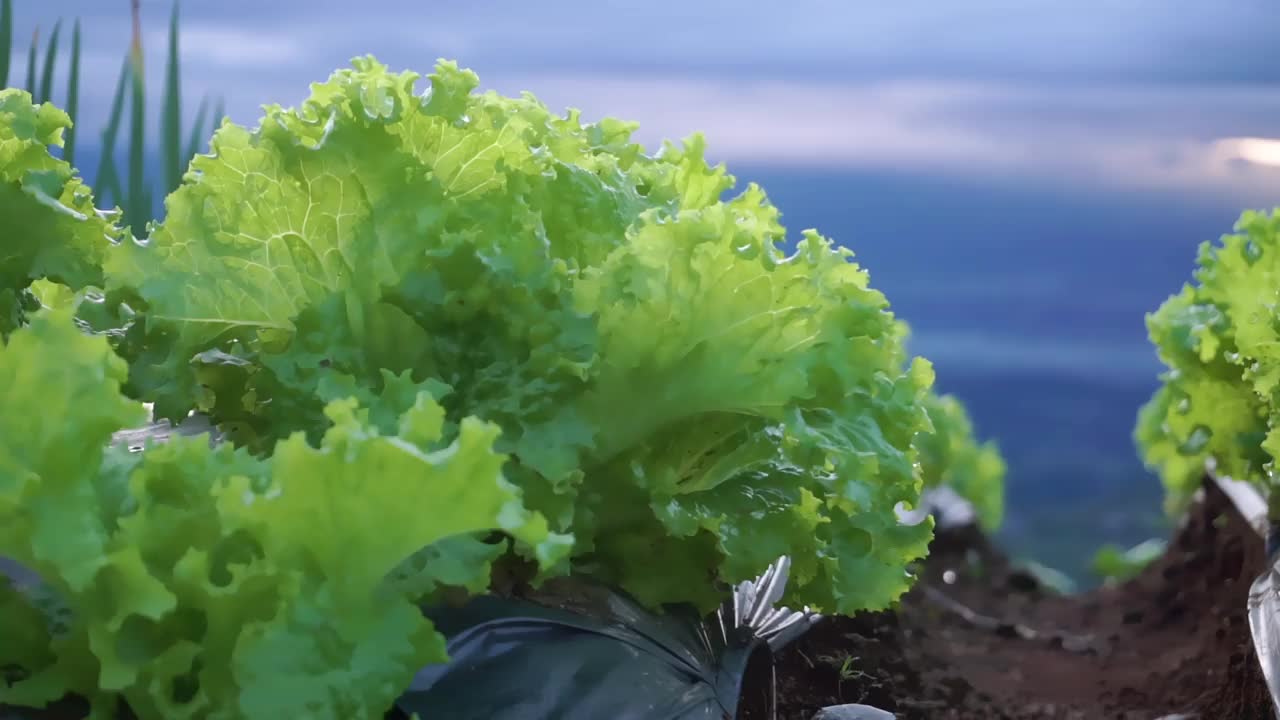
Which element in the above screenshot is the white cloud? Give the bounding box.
[1222,137,1280,168]
[143,26,308,69]
[474,72,1280,200]
[42,63,1280,204]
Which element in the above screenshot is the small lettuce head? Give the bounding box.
[1136,209,1279,513]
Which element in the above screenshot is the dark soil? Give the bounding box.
[774,477,1275,719]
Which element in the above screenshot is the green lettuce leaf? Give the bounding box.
[0,306,566,719]
[0,89,119,335]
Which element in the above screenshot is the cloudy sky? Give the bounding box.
[10,0,1280,201]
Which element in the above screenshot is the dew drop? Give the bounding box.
[1177,425,1213,455]
[359,84,400,122]
[1245,239,1263,265]
[30,187,88,221]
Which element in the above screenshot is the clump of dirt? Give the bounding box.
[774,477,1275,719]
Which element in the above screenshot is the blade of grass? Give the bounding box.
[37,19,62,104]
[127,0,147,232]
[64,20,81,166]
[96,55,130,213]
[24,27,37,95]
[0,0,12,88]
[162,0,182,194]
[184,95,208,162]
[213,97,225,130]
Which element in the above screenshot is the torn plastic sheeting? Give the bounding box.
[397,556,820,720]
[401,597,752,719]
[811,705,897,720]
[896,485,977,531]
[1249,554,1280,720]
[1209,469,1280,720]
[109,411,222,453]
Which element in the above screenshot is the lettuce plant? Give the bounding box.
[0,53,980,716]
[1136,209,1279,515]
[101,57,939,613]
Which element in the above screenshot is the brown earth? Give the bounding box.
[774,477,1275,719]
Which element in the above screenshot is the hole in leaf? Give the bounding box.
[171,660,202,705]
[208,530,264,588]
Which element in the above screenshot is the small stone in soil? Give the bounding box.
[811,704,897,720]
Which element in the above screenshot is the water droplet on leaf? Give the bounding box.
[1177,425,1213,455]
[359,84,400,121]
[1245,239,1263,265]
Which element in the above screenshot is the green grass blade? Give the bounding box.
[184,95,208,162]
[37,19,61,104]
[213,97,225,129]
[98,159,122,211]
[1,0,13,88]
[161,0,182,194]
[96,55,130,213]
[24,27,37,95]
[64,20,81,166]
[127,0,147,232]
[128,58,146,230]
